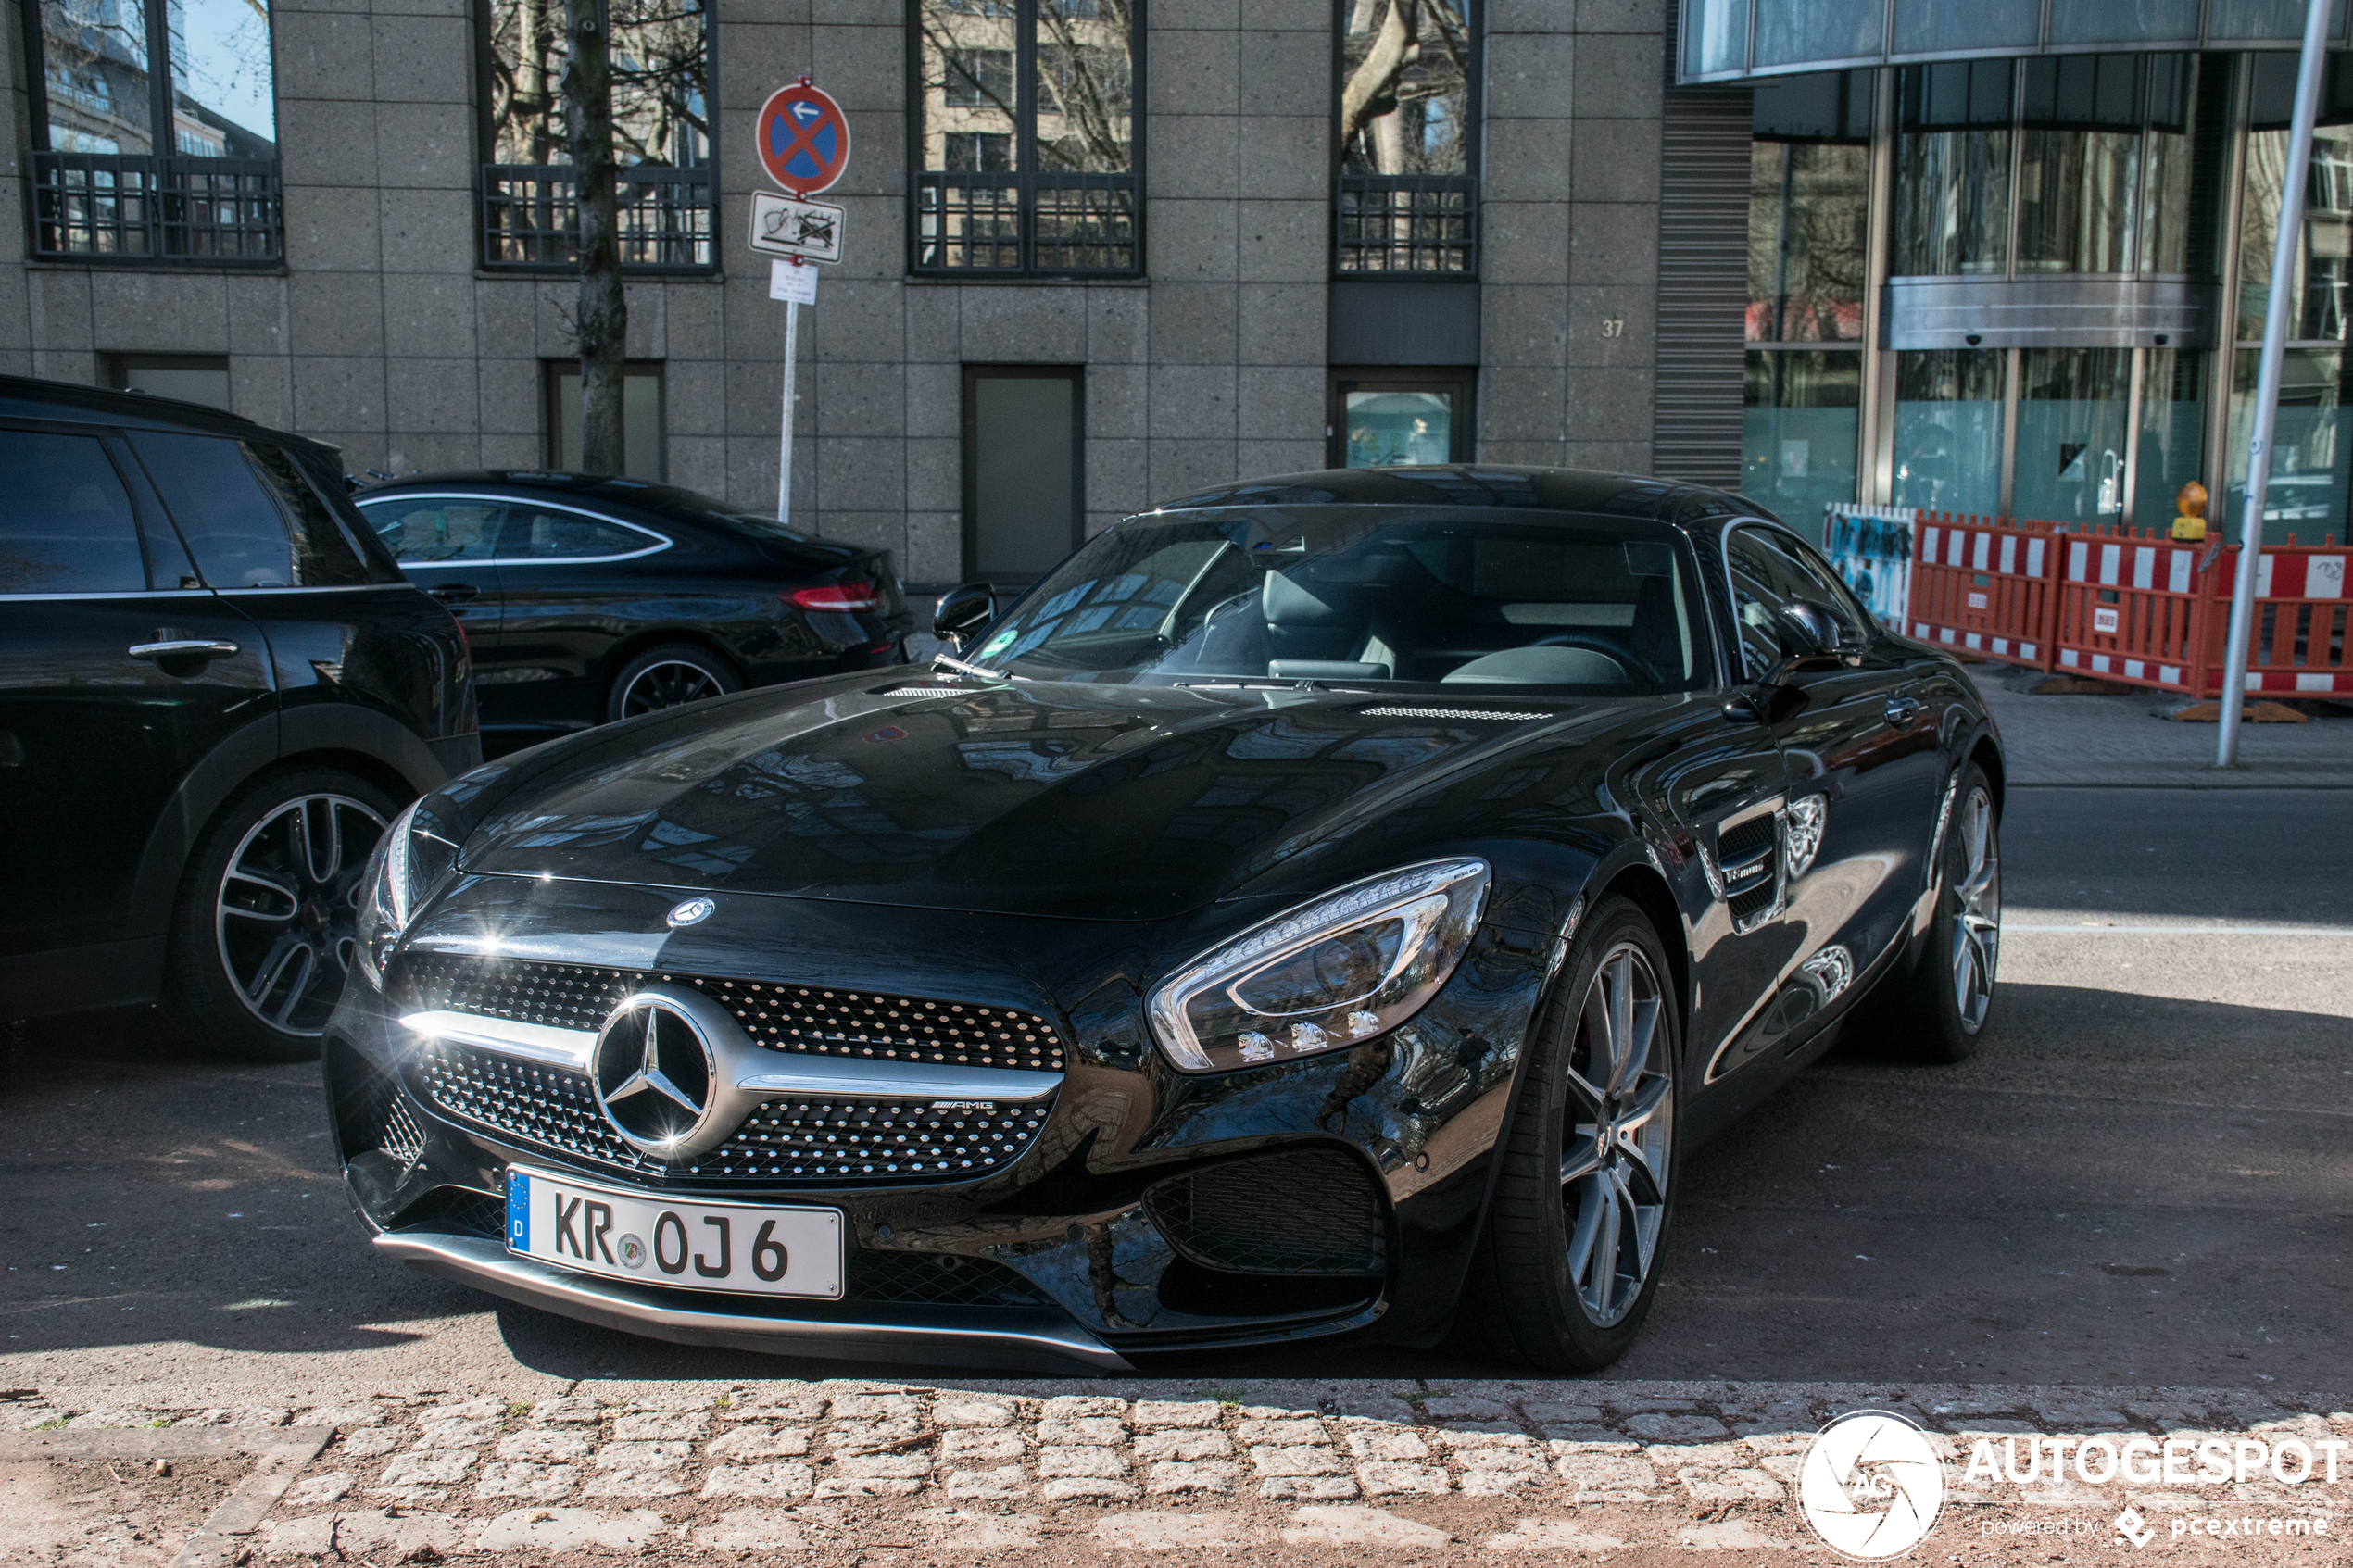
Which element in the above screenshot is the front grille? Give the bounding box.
[394,953,1065,1073]
[332,1041,426,1167]
[415,1041,1053,1187]
[847,1249,1047,1308]
[1144,1149,1387,1276]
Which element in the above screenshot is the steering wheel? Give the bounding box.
[1530,631,1655,684]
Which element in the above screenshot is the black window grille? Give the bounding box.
[31,152,284,262]
[912,0,1142,277]
[1336,174,1478,275]
[481,165,716,270]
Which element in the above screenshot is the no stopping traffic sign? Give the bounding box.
[757,82,851,196]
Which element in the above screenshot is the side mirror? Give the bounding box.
[1775,600,1847,659]
[933,583,997,653]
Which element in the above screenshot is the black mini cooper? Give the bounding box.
[325,468,2002,1372]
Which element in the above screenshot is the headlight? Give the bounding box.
[1147,859,1490,1073]
[354,800,459,989]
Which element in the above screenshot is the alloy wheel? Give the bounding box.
[215,795,388,1037]
[619,659,724,716]
[1560,941,1674,1327]
[1949,785,2000,1033]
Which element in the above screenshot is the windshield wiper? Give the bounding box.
[931,651,1012,682]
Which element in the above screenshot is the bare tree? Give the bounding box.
[1339,0,1469,174]
[563,0,626,474]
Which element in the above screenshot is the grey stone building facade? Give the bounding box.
[0,0,1676,588]
[8,0,2350,588]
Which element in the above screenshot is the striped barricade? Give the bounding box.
[1906,512,2061,671]
[2053,529,2215,695]
[2202,540,2351,695]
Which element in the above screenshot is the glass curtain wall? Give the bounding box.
[1743,70,1872,526]
[1886,53,2220,529]
[2230,55,2353,539]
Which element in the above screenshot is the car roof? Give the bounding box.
[0,373,345,460]
[1140,465,1760,532]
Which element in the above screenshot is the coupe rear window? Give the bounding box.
[969,508,1705,695]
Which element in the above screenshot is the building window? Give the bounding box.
[545,361,667,480]
[2227,55,2353,540]
[105,352,232,409]
[480,0,715,272]
[1335,0,1478,276]
[24,0,283,262]
[1327,369,1475,467]
[913,0,1140,277]
[963,366,1084,581]
[1743,71,1869,526]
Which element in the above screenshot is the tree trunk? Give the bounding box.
[563,0,626,475]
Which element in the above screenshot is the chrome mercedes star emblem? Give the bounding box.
[591,994,717,1158]
[666,897,715,927]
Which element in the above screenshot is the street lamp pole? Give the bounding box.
[2220,0,2334,766]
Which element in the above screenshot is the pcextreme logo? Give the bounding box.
[1799,1411,1946,1559]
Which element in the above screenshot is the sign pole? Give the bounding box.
[778,291,799,527]
[2220,0,2332,766]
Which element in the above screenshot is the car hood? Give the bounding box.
[453,676,1629,921]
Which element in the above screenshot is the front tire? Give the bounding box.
[1461,896,1681,1372]
[164,766,396,1062]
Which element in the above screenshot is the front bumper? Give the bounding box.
[324,876,1559,1370]
[376,1227,1130,1373]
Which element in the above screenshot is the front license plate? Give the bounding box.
[504,1167,842,1299]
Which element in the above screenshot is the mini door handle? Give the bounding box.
[1884,696,1921,726]
[429,583,480,603]
[129,639,240,661]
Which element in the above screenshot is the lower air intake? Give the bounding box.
[1143,1148,1387,1276]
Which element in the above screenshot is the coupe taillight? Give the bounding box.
[788,581,881,612]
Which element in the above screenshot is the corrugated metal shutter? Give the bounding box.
[1653,83,1753,491]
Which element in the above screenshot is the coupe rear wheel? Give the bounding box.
[608,644,741,722]
[1462,896,1680,1371]
[1882,763,2001,1062]
[164,766,396,1061]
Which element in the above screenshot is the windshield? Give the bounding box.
[967,507,1706,695]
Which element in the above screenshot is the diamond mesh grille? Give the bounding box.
[414,1041,1053,1188]
[1718,814,1780,926]
[392,953,1065,1073]
[1143,1149,1387,1276]
[847,1250,1047,1308]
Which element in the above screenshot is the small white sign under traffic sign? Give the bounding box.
[749,192,845,264]
[768,257,818,304]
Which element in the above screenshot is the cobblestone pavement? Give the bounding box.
[6,1379,2348,1564]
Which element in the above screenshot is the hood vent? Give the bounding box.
[1357,706,1550,721]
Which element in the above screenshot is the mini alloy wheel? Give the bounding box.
[620,659,725,716]
[1560,939,1675,1327]
[215,794,387,1036]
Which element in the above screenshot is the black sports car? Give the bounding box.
[324,467,2002,1372]
[352,473,914,741]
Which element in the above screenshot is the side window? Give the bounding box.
[499,507,656,560]
[1725,526,1823,681]
[0,430,145,594]
[359,499,507,564]
[129,433,371,589]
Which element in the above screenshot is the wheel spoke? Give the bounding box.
[220,867,300,921]
[1589,1175,1623,1312]
[1603,952,1634,1090]
[1561,1127,1603,1187]
[1624,1173,1661,1281]
[1566,1171,1607,1289]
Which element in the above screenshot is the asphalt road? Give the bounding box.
[3,787,2347,1409]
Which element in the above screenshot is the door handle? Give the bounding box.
[429,583,480,604]
[129,639,240,662]
[1884,696,1922,726]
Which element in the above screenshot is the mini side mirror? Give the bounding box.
[933,583,997,653]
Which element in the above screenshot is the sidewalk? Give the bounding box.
[6,1378,2346,1565]
[1974,670,2353,788]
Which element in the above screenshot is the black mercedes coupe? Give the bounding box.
[324,467,2003,1373]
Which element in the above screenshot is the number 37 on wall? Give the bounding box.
[1601,319,1627,339]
